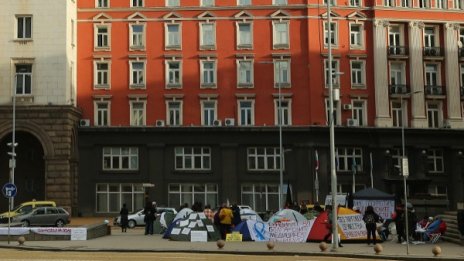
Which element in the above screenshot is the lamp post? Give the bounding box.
[8,76,18,209]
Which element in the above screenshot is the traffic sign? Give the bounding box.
[2,183,17,198]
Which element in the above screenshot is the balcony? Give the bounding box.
[387,45,408,56]
[461,86,464,97]
[423,47,442,57]
[389,84,409,95]
[459,48,464,58]
[425,85,445,96]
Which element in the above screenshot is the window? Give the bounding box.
[323,0,336,5]
[352,100,367,126]
[94,61,110,88]
[167,101,182,126]
[350,24,363,48]
[201,100,217,126]
[273,0,287,4]
[418,0,429,8]
[201,0,215,6]
[350,0,361,6]
[273,21,289,49]
[166,0,180,6]
[201,60,217,87]
[16,16,32,39]
[103,147,139,170]
[238,0,251,5]
[350,60,365,87]
[384,0,394,6]
[454,0,463,9]
[324,59,340,87]
[426,149,444,173]
[169,184,217,209]
[96,0,109,8]
[338,184,366,194]
[166,60,182,88]
[241,184,280,212]
[275,99,291,126]
[238,100,254,126]
[95,25,110,49]
[436,0,446,8]
[336,147,363,172]
[237,22,253,49]
[130,101,145,126]
[15,64,32,95]
[428,184,447,196]
[274,60,290,87]
[130,24,145,49]
[247,147,282,171]
[424,27,436,48]
[325,99,341,126]
[131,0,143,7]
[388,25,401,48]
[130,61,145,88]
[391,101,404,127]
[425,63,438,86]
[460,28,464,46]
[237,60,254,87]
[166,23,181,49]
[95,102,110,126]
[324,22,338,46]
[427,102,441,128]
[400,0,409,7]
[175,147,211,170]
[200,23,216,49]
[460,64,464,88]
[390,62,405,87]
[96,184,144,213]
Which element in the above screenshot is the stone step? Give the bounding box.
[442,235,463,245]
[444,211,457,216]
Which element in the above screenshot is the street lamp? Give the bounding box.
[8,76,18,209]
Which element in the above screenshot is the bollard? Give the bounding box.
[319,241,328,252]
[266,241,275,250]
[17,236,25,245]
[432,246,441,257]
[374,244,383,255]
[216,239,225,249]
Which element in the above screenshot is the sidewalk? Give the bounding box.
[0,219,463,260]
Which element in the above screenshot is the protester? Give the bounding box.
[203,204,214,222]
[394,205,406,243]
[322,205,343,247]
[299,201,308,215]
[119,203,129,233]
[231,204,241,227]
[363,205,381,245]
[218,203,233,239]
[143,199,156,235]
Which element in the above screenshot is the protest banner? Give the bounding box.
[246,220,270,241]
[31,227,72,235]
[337,214,366,239]
[269,220,312,243]
[353,199,395,220]
[325,194,347,206]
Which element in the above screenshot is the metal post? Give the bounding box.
[327,0,339,251]
[278,61,284,210]
[401,95,410,254]
[9,76,17,209]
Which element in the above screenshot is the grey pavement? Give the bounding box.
[0,227,463,260]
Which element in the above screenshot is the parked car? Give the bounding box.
[12,206,70,227]
[113,207,177,228]
[0,200,56,223]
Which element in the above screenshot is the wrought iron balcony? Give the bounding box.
[459,48,464,58]
[423,47,442,57]
[388,46,408,56]
[425,85,445,95]
[389,84,409,95]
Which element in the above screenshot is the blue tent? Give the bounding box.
[233,221,253,241]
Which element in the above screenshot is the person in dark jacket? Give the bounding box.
[119,203,129,232]
[363,205,381,245]
[394,205,406,243]
[143,200,156,235]
[231,204,241,227]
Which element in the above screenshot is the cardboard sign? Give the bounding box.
[190,230,207,242]
[70,228,87,240]
[226,231,243,242]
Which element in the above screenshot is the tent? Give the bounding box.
[352,188,395,220]
[240,209,263,222]
[232,220,268,241]
[174,208,193,221]
[164,212,221,241]
[268,209,307,224]
[307,207,367,242]
[153,211,176,234]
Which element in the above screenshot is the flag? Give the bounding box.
[315,150,319,171]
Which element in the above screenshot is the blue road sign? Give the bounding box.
[2,183,17,198]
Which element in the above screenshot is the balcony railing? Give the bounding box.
[388,46,408,56]
[459,48,464,58]
[423,47,442,57]
[461,86,464,97]
[389,84,409,95]
[425,85,445,95]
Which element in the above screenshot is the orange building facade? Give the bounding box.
[76,0,464,216]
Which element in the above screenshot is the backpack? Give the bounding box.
[364,213,376,224]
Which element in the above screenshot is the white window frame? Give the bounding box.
[454,0,463,9]
[272,21,290,49]
[388,24,404,48]
[94,101,111,127]
[247,147,282,171]
[424,26,437,48]
[384,0,394,6]
[274,98,292,126]
[166,100,183,126]
[238,0,251,6]
[237,59,254,88]
[168,184,218,209]
[96,0,109,8]
[166,0,180,7]
[323,0,336,6]
[350,0,362,6]
[273,0,287,4]
[325,99,341,126]
[200,60,217,88]
[324,59,340,87]
[426,102,442,128]
[16,15,32,40]
[199,22,216,50]
[165,23,182,50]
[236,22,253,49]
[350,60,366,88]
[129,60,146,89]
[435,0,447,8]
[129,23,145,50]
[389,62,406,86]
[94,60,111,89]
[418,0,430,8]
[238,99,255,126]
[391,101,406,128]
[130,101,146,126]
[274,60,291,87]
[15,64,33,95]
[349,23,364,49]
[424,63,441,87]
[102,147,139,171]
[352,100,367,126]
[201,0,215,6]
[323,21,338,47]
[96,184,144,213]
[174,147,211,170]
[201,100,217,126]
[336,147,363,172]
[131,0,144,7]
[241,184,280,212]
[165,60,182,88]
[426,149,444,173]
[94,24,111,50]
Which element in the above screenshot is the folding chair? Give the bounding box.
[429,233,441,244]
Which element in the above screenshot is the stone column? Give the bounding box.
[373,20,392,127]
[444,23,464,128]
[408,22,428,128]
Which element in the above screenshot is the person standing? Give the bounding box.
[231,204,241,227]
[143,200,155,235]
[218,203,233,239]
[363,205,381,245]
[119,203,129,233]
[322,206,343,247]
[394,205,405,243]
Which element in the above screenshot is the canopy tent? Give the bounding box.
[164,212,220,242]
[307,207,367,242]
[352,188,395,220]
[268,209,307,224]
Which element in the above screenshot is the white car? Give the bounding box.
[113,207,177,228]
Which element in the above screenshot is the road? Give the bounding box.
[0,249,398,261]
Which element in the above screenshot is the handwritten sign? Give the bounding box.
[246,220,270,241]
[31,227,72,235]
[226,231,243,241]
[70,228,87,241]
[337,214,366,239]
[353,199,395,220]
[269,220,312,243]
[191,230,207,242]
[325,195,347,206]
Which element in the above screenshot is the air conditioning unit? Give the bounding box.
[79,119,90,127]
[224,118,235,126]
[213,120,222,126]
[155,120,165,127]
[343,104,352,110]
[347,118,358,127]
